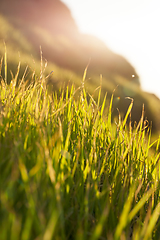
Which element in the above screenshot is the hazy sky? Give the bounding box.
[61,0,160,98]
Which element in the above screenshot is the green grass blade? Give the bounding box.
[114,183,136,240]
[128,187,155,222]
[143,202,160,240]
[122,97,133,129]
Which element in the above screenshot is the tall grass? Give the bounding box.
[0,57,160,240]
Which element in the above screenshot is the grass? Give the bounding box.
[0,54,160,240]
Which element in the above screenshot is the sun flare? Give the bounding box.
[61,0,160,98]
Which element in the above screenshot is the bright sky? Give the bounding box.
[61,0,160,99]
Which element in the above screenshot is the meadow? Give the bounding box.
[0,52,160,240]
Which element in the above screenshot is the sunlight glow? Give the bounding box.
[61,0,160,98]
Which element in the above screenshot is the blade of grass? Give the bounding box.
[114,183,137,240]
[143,202,160,240]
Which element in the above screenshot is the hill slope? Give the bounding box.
[0,0,139,82]
[0,0,160,133]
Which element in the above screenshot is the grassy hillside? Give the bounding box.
[0,59,160,240]
[0,0,140,81]
[0,12,160,134]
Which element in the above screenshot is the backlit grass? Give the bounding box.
[0,58,160,240]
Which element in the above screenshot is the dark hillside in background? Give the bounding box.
[0,0,139,82]
[0,0,160,133]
